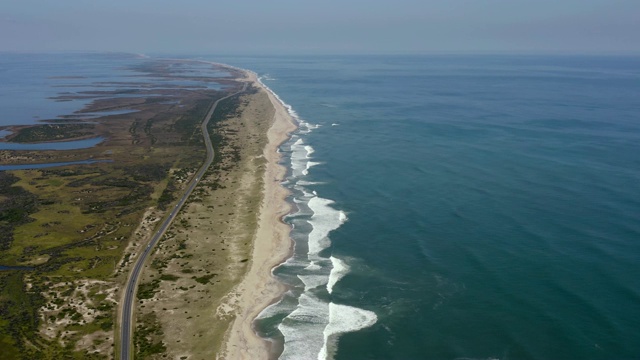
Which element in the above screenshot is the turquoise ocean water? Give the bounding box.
[212,55,640,360]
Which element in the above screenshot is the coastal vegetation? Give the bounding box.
[131,86,274,359]
[7,123,96,143]
[0,61,245,359]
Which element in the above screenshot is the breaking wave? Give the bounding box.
[256,76,377,359]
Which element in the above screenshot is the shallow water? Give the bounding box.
[0,53,231,151]
[0,137,105,151]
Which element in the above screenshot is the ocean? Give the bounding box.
[211,55,640,360]
[2,53,640,359]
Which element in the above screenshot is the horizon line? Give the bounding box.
[2,50,640,57]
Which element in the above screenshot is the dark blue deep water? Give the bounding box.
[213,55,640,360]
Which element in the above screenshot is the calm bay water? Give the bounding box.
[0,136,105,151]
[0,53,144,127]
[212,55,640,360]
[0,53,229,150]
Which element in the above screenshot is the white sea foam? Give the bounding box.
[296,120,321,135]
[318,303,378,360]
[302,161,321,176]
[305,145,315,158]
[189,65,302,134]
[297,180,323,186]
[252,70,377,360]
[307,196,347,256]
[291,139,309,177]
[255,290,296,320]
[256,74,306,131]
[331,123,339,126]
[305,262,322,271]
[279,293,329,360]
[280,256,311,269]
[291,137,322,178]
[279,296,377,360]
[301,189,315,198]
[298,274,329,291]
[283,210,303,220]
[327,257,350,294]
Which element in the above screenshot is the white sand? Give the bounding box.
[220,71,297,359]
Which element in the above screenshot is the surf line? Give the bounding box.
[255,77,377,360]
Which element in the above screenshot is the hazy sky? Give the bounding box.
[1,0,639,54]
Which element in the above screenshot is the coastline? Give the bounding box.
[0,55,300,358]
[220,70,297,359]
[0,56,241,358]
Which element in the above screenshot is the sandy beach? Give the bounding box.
[0,56,297,358]
[112,65,298,359]
[219,71,297,359]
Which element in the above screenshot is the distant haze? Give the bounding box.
[1,0,639,55]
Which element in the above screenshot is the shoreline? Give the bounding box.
[220,70,297,359]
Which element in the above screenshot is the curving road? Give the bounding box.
[118,83,247,360]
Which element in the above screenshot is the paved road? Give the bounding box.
[119,83,247,360]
